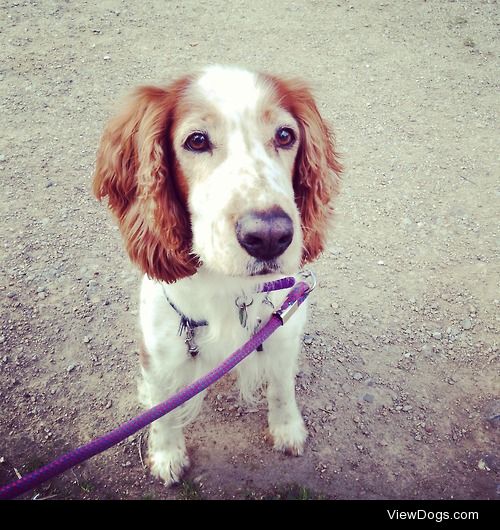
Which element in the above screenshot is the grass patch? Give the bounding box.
[265,484,327,500]
[176,480,203,500]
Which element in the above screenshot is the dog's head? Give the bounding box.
[93,65,342,282]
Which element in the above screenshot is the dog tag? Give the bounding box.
[239,305,248,328]
[235,295,253,329]
[184,322,199,357]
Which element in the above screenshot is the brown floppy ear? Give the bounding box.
[267,77,342,264]
[93,79,198,283]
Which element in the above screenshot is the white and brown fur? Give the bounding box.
[93,65,341,485]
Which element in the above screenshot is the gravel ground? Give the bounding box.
[0,0,498,500]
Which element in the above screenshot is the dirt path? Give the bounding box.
[1,0,498,499]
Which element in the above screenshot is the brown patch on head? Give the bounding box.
[261,107,277,124]
[261,74,343,263]
[93,76,200,283]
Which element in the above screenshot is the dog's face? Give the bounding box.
[93,65,341,282]
[174,66,302,276]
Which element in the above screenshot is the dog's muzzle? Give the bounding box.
[236,207,293,261]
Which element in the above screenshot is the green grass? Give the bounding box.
[266,484,327,500]
[176,480,203,500]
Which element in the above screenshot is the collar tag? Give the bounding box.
[183,321,200,357]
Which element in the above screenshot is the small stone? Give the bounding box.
[402,405,413,412]
[432,332,442,340]
[352,372,363,381]
[0,155,5,163]
[105,400,112,409]
[462,318,473,330]
[483,399,500,429]
[67,364,77,373]
[478,458,490,471]
[481,454,500,472]
[303,335,313,346]
[103,55,111,60]
[83,336,92,344]
[421,344,433,356]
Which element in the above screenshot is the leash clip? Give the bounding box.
[274,299,301,325]
[298,269,317,294]
[273,270,317,325]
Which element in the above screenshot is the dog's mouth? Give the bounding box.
[246,259,282,277]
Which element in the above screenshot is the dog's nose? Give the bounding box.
[236,208,294,260]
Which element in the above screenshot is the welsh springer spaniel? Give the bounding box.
[93,65,341,486]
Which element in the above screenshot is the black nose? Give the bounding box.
[236,208,294,260]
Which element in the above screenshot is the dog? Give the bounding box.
[92,65,341,486]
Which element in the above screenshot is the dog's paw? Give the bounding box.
[148,449,190,486]
[270,419,308,456]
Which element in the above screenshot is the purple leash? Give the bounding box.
[0,278,312,500]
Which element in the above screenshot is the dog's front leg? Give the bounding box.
[139,355,202,486]
[265,330,308,456]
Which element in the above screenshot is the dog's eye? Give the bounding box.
[274,127,296,149]
[184,132,211,152]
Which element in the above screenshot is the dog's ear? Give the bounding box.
[267,77,342,263]
[93,80,198,283]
